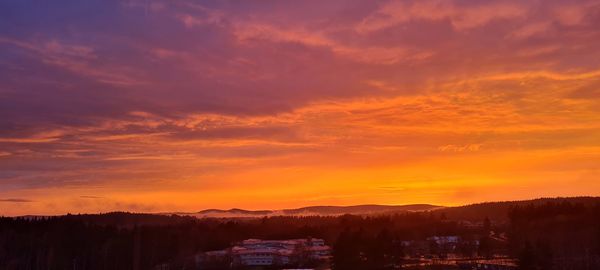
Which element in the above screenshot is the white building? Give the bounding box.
[196,238,331,268]
[427,236,460,245]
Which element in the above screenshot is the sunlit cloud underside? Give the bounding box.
[0,0,599,215]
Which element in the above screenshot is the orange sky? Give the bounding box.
[1,0,599,216]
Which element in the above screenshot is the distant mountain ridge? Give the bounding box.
[197,208,273,216]
[187,197,600,219]
[190,204,442,218]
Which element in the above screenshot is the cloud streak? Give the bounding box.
[0,198,34,203]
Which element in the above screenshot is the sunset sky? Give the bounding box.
[1,0,599,216]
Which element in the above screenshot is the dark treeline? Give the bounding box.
[436,197,600,222]
[1,198,599,270]
[0,212,478,270]
[508,202,600,270]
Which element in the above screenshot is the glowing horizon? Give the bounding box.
[1,0,600,216]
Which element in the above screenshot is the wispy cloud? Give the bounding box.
[79,196,105,199]
[357,0,527,33]
[0,198,34,203]
[0,37,145,86]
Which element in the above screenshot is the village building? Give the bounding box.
[196,238,331,268]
